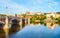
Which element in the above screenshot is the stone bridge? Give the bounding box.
[0,16,30,30]
[0,16,20,24]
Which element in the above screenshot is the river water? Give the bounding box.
[0,24,60,38]
[10,24,60,38]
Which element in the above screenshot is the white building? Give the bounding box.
[46,12,60,18]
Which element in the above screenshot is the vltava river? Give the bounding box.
[9,24,60,38]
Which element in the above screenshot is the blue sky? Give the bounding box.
[0,0,60,14]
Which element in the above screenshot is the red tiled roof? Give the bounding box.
[25,16,32,18]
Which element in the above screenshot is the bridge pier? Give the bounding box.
[3,14,9,29]
[27,18,30,25]
[25,18,28,25]
[19,18,22,30]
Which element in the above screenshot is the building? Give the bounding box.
[46,12,60,18]
[46,12,52,18]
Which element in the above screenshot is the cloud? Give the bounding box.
[47,1,58,9]
[31,0,53,4]
[0,0,59,13]
[31,0,58,11]
[0,0,27,14]
[29,0,59,12]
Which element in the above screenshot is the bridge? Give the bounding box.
[0,15,31,30]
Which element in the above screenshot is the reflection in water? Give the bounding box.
[0,30,6,38]
[4,29,9,38]
[9,18,25,34]
[0,24,23,38]
[9,24,20,34]
[46,23,58,29]
[22,18,26,28]
[9,19,20,34]
[0,22,8,38]
[9,24,60,38]
[0,21,60,38]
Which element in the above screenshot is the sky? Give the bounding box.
[0,0,60,14]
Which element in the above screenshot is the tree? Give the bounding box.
[57,16,60,22]
[57,16,60,25]
[50,15,56,20]
[30,14,46,24]
[30,14,38,23]
[0,14,6,16]
[57,12,60,14]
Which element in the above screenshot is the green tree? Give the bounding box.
[50,15,56,20]
[30,14,39,23]
[57,16,60,22]
[57,12,60,14]
[57,16,60,25]
[0,14,6,16]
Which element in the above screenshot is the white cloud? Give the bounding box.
[0,0,26,14]
[47,1,58,9]
[30,0,58,10]
[0,0,59,13]
[31,0,53,4]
